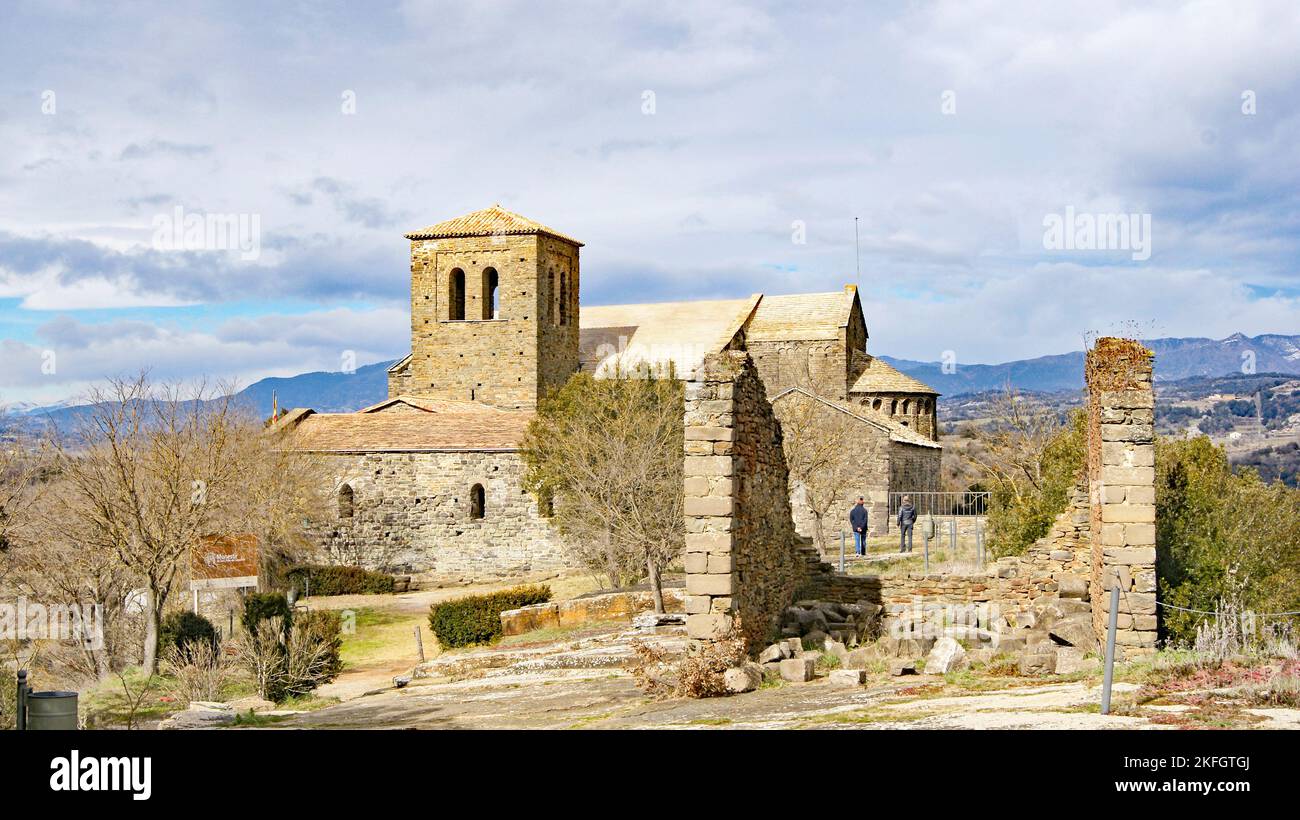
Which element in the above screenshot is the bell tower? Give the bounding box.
[397,205,581,410]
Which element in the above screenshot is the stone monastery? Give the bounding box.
[277,205,942,580]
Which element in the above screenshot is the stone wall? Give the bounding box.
[683,351,805,650]
[402,232,579,410]
[747,339,850,402]
[1086,338,1158,654]
[314,449,567,581]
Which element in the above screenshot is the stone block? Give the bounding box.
[1101,503,1155,524]
[706,553,734,574]
[686,613,731,640]
[683,595,712,615]
[683,456,733,477]
[1102,547,1156,565]
[684,532,732,552]
[1054,646,1086,675]
[758,643,791,664]
[888,659,917,676]
[685,573,733,596]
[924,637,968,674]
[828,669,867,687]
[683,476,711,497]
[723,663,763,694]
[1124,524,1156,546]
[685,426,734,442]
[684,496,734,517]
[683,553,708,574]
[1101,465,1155,485]
[1057,575,1089,600]
[779,657,816,682]
[1019,652,1057,675]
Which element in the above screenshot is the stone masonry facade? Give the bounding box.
[683,351,805,651]
[314,449,567,581]
[1086,338,1159,653]
[389,230,580,410]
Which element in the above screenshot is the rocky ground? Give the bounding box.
[255,619,1300,731]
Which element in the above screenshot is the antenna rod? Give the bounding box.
[854,216,860,286]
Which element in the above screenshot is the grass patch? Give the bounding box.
[686,717,733,726]
[338,607,431,670]
[231,710,290,727]
[802,707,939,726]
[566,711,614,729]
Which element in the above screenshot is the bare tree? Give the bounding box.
[50,373,329,675]
[0,408,46,584]
[773,369,885,554]
[966,386,1065,503]
[521,367,684,612]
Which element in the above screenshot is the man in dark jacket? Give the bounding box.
[897,496,917,553]
[849,497,869,555]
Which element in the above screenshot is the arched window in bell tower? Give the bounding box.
[449,268,466,321]
[482,267,499,320]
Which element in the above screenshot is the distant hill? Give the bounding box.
[5,360,397,434]
[8,333,1298,432]
[235,359,396,416]
[885,333,1300,396]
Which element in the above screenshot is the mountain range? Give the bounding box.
[883,333,1300,396]
[8,333,1299,426]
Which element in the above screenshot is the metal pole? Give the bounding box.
[16,670,28,731]
[923,527,930,574]
[1101,584,1120,715]
[839,529,845,572]
[949,516,957,565]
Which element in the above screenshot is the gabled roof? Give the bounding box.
[745,288,860,342]
[770,387,941,450]
[276,407,532,452]
[404,204,583,246]
[357,395,511,415]
[579,296,759,379]
[850,355,939,395]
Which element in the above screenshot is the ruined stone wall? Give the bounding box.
[683,351,804,650]
[314,449,567,582]
[1086,338,1158,654]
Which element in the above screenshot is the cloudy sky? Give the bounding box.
[2,0,1298,404]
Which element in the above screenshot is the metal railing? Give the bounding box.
[887,490,989,518]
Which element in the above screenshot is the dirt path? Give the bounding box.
[305,572,603,703]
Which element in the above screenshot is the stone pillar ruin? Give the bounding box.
[1086,338,1158,654]
[683,351,804,651]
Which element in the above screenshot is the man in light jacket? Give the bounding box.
[849,497,869,556]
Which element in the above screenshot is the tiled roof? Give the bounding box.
[770,387,941,450]
[281,408,532,452]
[745,290,856,342]
[357,395,511,415]
[579,296,759,379]
[405,204,583,246]
[850,355,938,395]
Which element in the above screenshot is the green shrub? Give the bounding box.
[1156,436,1300,645]
[159,610,218,655]
[428,584,551,648]
[285,564,396,596]
[987,409,1086,558]
[242,592,292,636]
